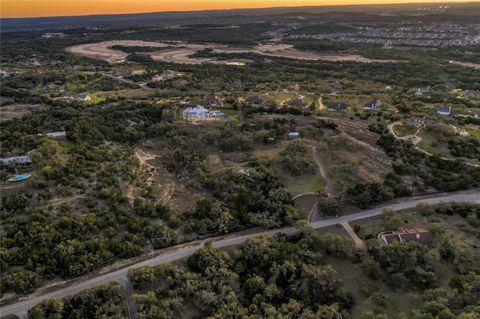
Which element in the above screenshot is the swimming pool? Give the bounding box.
[7,173,31,183]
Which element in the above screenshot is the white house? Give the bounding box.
[182,106,210,120]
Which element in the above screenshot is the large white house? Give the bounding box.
[182,106,210,120]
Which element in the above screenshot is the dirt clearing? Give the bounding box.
[66,40,404,65]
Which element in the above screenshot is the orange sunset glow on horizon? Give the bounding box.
[1,0,476,19]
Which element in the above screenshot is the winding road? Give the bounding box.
[388,121,480,167]
[1,190,479,318]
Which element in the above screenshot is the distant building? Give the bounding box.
[432,105,451,116]
[287,131,300,139]
[287,98,308,109]
[61,93,91,102]
[209,110,225,118]
[182,105,209,120]
[152,69,174,81]
[130,69,146,76]
[326,102,347,111]
[45,131,67,140]
[379,228,432,245]
[415,86,430,96]
[460,89,480,98]
[0,155,32,167]
[385,85,393,91]
[364,99,381,111]
[245,95,264,105]
[408,117,437,128]
[204,94,223,106]
[329,82,343,91]
[0,70,11,78]
[474,113,480,119]
[41,32,65,39]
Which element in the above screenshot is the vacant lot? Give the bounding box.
[66,40,404,65]
[0,103,47,122]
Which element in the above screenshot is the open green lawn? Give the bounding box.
[280,172,325,196]
[293,194,318,218]
[417,127,452,156]
[393,124,417,137]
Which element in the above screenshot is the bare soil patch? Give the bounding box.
[66,40,403,65]
[449,60,480,69]
[0,104,47,122]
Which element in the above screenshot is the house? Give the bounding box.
[407,117,437,128]
[152,69,174,81]
[364,99,381,111]
[245,95,264,105]
[182,105,209,120]
[432,105,451,116]
[130,69,146,76]
[460,89,480,98]
[204,94,223,106]
[287,98,308,109]
[385,85,392,91]
[41,32,65,39]
[326,102,347,111]
[209,110,225,118]
[475,113,480,119]
[0,155,32,167]
[61,93,91,102]
[329,82,343,91]
[379,228,432,245]
[0,70,11,78]
[287,132,300,139]
[416,86,430,95]
[45,131,67,140]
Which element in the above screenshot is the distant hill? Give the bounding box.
[1,2,479,31]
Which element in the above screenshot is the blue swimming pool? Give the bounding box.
[7,173,31,182]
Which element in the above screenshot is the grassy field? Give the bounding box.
[417,126,453,156]
[293,194,318,218]
[280,172,325,196]
[393,124,417,137]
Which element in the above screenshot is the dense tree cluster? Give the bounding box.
[186,162,301,231]
[279,140,317,176]
[377,134,480,193]
[129,232,355,318]
[28,283,125,319]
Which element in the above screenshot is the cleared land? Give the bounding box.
[449,60,480,69]
[0,103,47,122]
[66,40,403,64]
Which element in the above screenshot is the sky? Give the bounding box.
[0,0,473,18]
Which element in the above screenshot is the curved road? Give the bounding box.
[1,191,479,317]
[388,121,479,167]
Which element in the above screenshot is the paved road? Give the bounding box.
[1,191,479,317]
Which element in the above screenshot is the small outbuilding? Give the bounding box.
[287,131,300,139]
[44,131,67,140]
[379,227,432,245]
[61,93,91,102]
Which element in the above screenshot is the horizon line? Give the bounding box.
[1,1,478,20]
